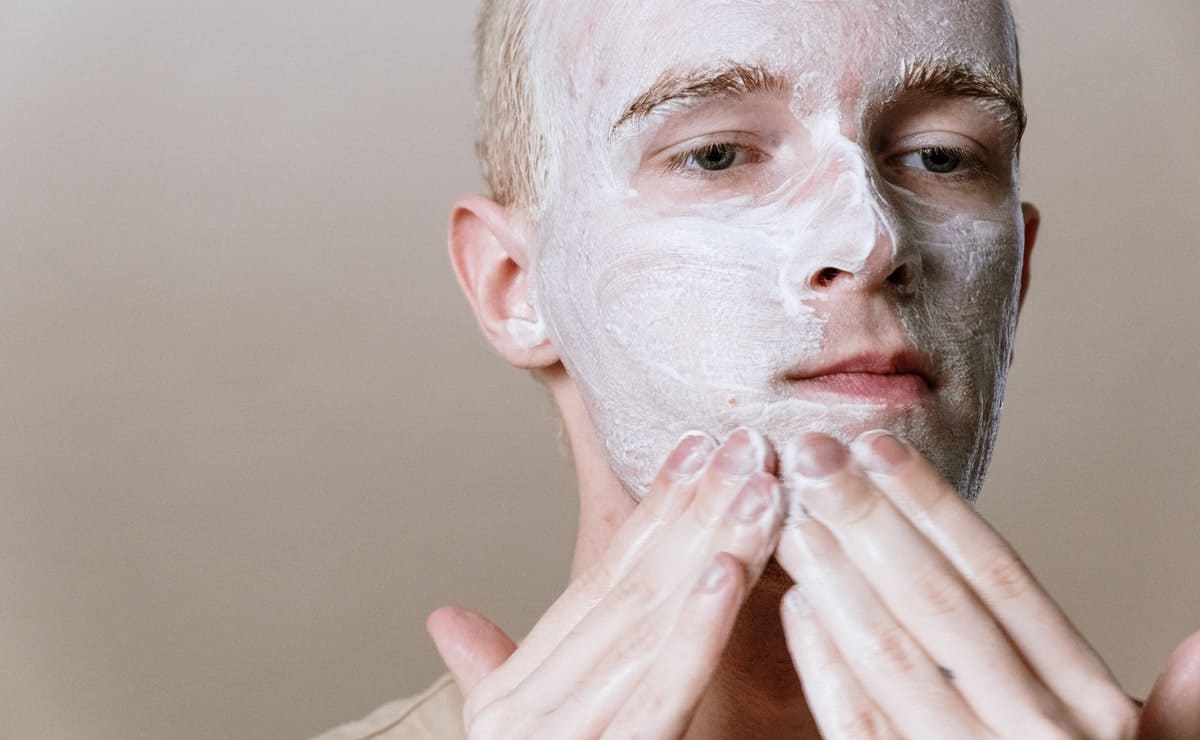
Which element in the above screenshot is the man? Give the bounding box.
[320,0,1200,737]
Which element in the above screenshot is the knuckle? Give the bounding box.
[973,546,1034,602]
[614,617,664,663]
[610,572,661,610]
[863,626,918,675]
[837,487,883,527]
[467,704,519,740]
[716,512,775,560]
[689,484,733,528]
[461,687,497,725]
[578,559,619,596]
[909,475,957,515]
[908,565,971,617]
[790,518,841,560]
[833,707,894,740]
[615,685,670,722]
[803,643,844,675]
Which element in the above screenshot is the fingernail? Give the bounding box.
[788,434,847,480]
[855,430,910,473]
[730,477,773,523]
[784,585,811,616]
[712,428,762,479]
[698,557,730,593]
[665,431,714,481]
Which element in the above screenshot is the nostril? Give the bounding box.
[815,267,843,287]
[887,263,912,286]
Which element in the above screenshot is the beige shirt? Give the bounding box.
[313,675,465,740]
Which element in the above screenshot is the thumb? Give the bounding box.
[1138,628,1200,740]
[427,606,518,695]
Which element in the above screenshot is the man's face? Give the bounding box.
[525,0,1028,500]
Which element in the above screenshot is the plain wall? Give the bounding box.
[1,2,1196,738]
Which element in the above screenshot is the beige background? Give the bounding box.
[1,2,1197,738]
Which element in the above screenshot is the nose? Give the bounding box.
[809,226,921,297]
[787,143,923,300]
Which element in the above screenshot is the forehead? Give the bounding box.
[529,0,1018,125]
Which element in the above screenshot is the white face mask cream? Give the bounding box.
[523,0,1027,501]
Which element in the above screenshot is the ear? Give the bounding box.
[1018,202,1040,311]
[448,194,560,369]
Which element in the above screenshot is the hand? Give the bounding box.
[775,431,1140,739]
[427,428,785,739]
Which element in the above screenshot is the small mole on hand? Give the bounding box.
[938,666,955,682]
[727,397,738,407]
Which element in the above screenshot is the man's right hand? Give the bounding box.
[427,428,784,739]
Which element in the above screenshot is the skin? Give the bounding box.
[524,0,1028,502]
[434,0,1200,736]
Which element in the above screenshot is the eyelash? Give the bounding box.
[893,145,986,182]
[663,141,763,176]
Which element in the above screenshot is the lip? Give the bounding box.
[784,350,937,404]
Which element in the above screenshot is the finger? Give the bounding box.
[610,430,725,573]
[507,454,781,719]
[467,431,717,711]
[784,433,1070,734]
[559,477,783,736]
[427,606,519,695]
[781,585,900,740]
[589,552,747,739]
[776,512,984,736]
[851,431,1138,735]
[1137,628,1200,740]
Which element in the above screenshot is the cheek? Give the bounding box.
[591,219,818,388]
[534,210,832,490]
[541,214,828,394]
[902,211,1023,385]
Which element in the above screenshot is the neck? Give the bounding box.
[686,562,820,739]
[551,371,819,738]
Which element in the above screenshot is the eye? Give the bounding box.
[900,146,967,174]
[689,143,740,171]
[666,141,759,174]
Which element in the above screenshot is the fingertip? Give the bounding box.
[425,605,469,666]
[1170,628,1200,668]
[660,430,718,484]
[851,429,912,475]
[1138,628,1200,739]
[781,432,848,483]
[426,605,460,635]
[426,605,474,655]
[425,606,517,695]
[1154,627,1200,698]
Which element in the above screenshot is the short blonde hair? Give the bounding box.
[474,0,544,212]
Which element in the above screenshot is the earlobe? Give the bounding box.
[1018,202,1040,311]
[447,195,560,369]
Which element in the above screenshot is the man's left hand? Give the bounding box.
[774,431,1200,739]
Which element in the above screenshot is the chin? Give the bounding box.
[611,389,992,504]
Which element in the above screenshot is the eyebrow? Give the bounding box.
[611,61,787,133]
[896,57,1027,138]
[611,57,1026,138]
